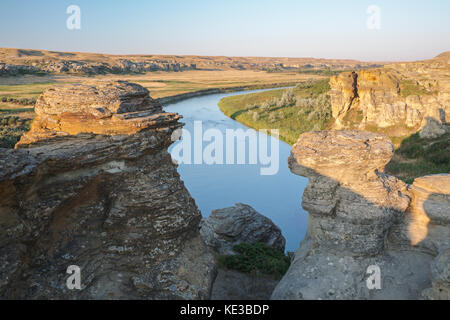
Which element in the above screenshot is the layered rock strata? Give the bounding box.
[0,81,216,299]
[329,53,450,137]
[272,130,450,300]
[200,203,286,255]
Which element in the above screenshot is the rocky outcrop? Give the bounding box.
[329,53,450,138]
[0,47,380,76]
[200,203,285,255]
[16,81,164,147]
[419,118,447,139]
[272,130,450,300]
[0,63,41,75]
[0,81,216,299]
[33,59,197,75]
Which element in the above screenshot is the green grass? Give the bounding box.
[218,79,332,145]
[385,133,450,184]
[217,243,291,277]
[0,107,34,114]
[0,82,56,100]
[400,80,435,98]
[342,108,364,129]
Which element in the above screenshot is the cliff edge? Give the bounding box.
[329,53,450,139]
[0,81,216,299]
[272,130,449,300]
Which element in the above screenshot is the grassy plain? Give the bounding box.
[218,79,332,144]
[385,133,450,184]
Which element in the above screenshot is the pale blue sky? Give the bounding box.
[0,0,449,61]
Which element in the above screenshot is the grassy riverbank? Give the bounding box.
[218,79,332,145]
[218,79,449,184]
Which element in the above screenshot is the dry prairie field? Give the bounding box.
[0,69,324,101]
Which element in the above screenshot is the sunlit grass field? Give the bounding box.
[218,79,332,145]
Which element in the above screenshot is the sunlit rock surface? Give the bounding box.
[329,52,450,137]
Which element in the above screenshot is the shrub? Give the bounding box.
[280,88,296,106]
[7,117,17,126]
[217,243,291,277]
[261,101,271,112]
[268,113,277,123]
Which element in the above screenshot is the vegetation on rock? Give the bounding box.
[386,132,450,184]
[218,243,291,278]
[0,116,32,148]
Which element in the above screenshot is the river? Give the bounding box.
[164,88,308,252]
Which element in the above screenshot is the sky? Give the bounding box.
[0,0,449,62]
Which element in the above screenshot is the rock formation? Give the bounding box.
[200,203,285,255]
[201,203,286,300]
[272,130,450,300]
[329,53,450,138]
[0,81,216,299]
[0,62,41,75]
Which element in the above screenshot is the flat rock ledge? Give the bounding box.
[0,81,216,300]
[272,130,450,300]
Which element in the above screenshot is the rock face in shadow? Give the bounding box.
[329,53,450,138]
[0,81,216,299]
[272,130,449,300]
[200,203,286,255]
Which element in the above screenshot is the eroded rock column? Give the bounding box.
[272,130,449,300]
[0,81,216,299]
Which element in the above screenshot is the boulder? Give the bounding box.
[200,203,286,255]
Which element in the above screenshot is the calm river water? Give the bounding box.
[164,89,308,252]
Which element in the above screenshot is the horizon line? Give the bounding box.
[3,46,447,64]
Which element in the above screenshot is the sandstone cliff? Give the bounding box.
[272,130,449,300]
[0,81,216,299]
[329,52,450,138]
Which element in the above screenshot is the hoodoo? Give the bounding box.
[272,130,450,300]
[0,81,216,299]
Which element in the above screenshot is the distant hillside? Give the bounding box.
[0,47,382,76]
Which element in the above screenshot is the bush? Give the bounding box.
[268,113,277,123]
[261,101,271,112]
[217,243,291,277]
[7,117,17,126]
[280,88,296,106]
